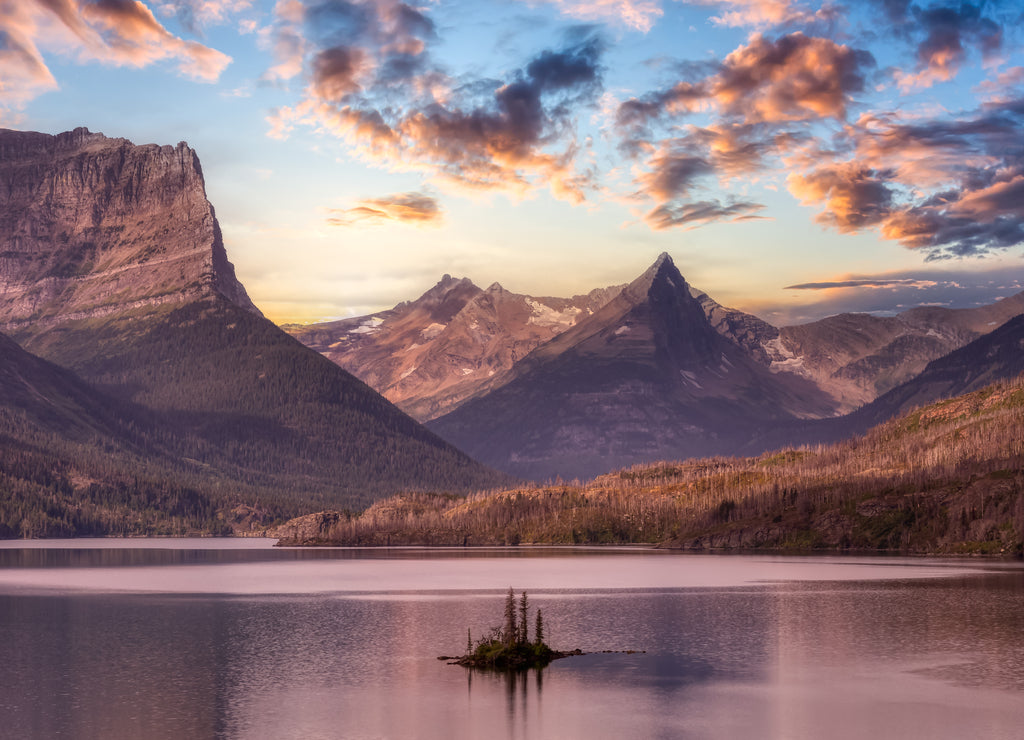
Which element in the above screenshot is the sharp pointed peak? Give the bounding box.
[628,251,688,292]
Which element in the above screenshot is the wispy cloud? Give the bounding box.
[784,277,939,290]
[530,0,664,33]
[326,191,443,226]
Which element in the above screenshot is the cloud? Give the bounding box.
[617,32,875,131]
[880,1,1004,90]
[0,9,59,118]
[327,191,443,226]
[705,0,839,30]
[788,161,894,231]
[783,277,939,290]
[783,98,1024,258]
[645,199,765,229]
[155,0,253,32]
[267,3,605,202]
[0,0,232,117]
[393,35,603,200]
[532,0,664,32]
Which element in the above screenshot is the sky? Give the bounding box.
[2,0,1024,326]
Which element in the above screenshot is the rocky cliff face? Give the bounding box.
[0,127,258,333]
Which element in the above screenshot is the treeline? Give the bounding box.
[272,376,1024,555]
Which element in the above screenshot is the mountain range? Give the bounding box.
[289,257,1024,479]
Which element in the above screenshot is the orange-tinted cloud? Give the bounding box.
[707,0,838,30]
[327,191,443,226]
[0,5,59,119]
[789,97,1024,257]
[0,0,231,118]
[788,162,893,232]
[618,32,874,131]
[715,33,874,123]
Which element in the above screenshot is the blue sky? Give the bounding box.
[3,0,1024,325]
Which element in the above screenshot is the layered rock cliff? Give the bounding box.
[0,127,258,332]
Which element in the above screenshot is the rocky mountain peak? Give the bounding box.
[623,252,690,299]
[0,127,260,335]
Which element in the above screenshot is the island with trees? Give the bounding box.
[440,589,583,670]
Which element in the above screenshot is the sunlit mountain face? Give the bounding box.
[3,0,1022,327]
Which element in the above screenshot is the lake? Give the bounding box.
[0,540,1021,739]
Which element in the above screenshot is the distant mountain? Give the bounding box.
[0,128,509,528]
[849,313,1024,429]
[290,250,1024,432]
[764,293,1024,411]
[426,254,838,480]
[284,275,621,421]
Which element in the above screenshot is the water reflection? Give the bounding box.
[0,548,1022,739]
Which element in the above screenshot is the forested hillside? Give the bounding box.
[272,376,1024,555]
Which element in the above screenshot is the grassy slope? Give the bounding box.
[272,375,1024,555]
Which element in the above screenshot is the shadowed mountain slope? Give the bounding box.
[427,254,837,480]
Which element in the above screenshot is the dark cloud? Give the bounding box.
[311,46,366,100]
[867,0,1004,88]
[899,3,1002,88]
[640,153,712,200]
[836,98,1024,257]
[270,10,605,201]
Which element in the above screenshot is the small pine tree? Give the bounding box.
[467,628,472,655]
[518,591,529,647]
[503,587,517,646]
[534,608,544,646]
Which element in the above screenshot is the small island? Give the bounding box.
[440,588,583,670]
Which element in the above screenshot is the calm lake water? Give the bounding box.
[0,541,1022,739]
